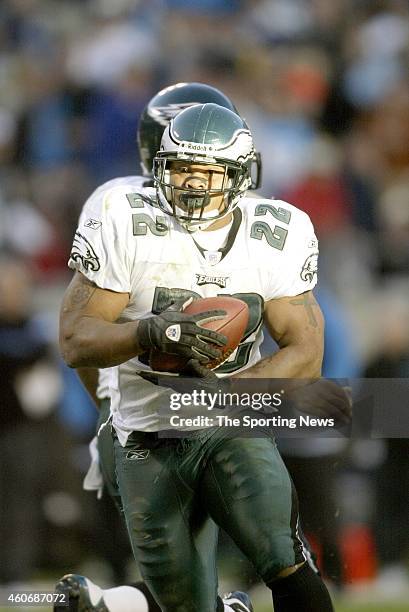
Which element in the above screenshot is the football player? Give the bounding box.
[55,84,257,612]
[60,103,340,611]
[76,80,254,446]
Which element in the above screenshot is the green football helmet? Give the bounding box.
[153,103,255,231]
[137,82,238,177]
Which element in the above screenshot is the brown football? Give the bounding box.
[150,296,249,373]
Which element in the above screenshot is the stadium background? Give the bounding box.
[0,1,408,610]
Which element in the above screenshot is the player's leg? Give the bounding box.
[284,453,343,585]
[114,431,219,612]
[202,433,334,612]
[97,405,227,608]
[55,401,161,612]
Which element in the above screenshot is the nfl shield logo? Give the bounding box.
[165,324,181,342]
[204,251,222,266]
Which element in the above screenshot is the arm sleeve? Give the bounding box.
[68,186,132,293]
[266,209,319,300]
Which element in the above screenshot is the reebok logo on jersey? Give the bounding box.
[195,273,229,288]
[300,252,318,282]
[84,218,102,230]
[165,324,181,342]
[126,449,150,461]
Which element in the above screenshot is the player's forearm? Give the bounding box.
[61,317,145,369]
[234,344,322,381]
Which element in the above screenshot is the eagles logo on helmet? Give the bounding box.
[148,102,207,126]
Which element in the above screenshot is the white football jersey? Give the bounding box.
[68,177,318,443]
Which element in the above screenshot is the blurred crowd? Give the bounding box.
[0,0,409,600]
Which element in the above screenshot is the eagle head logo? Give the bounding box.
[69,232,100,272]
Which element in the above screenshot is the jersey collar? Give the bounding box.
[190,207,242,265]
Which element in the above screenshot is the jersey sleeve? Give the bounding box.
[68,184,133,293]
[265,206,319,300]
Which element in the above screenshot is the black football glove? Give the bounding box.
[140,358,218,384]
[139,358,223,399]
[136,298,227,363]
